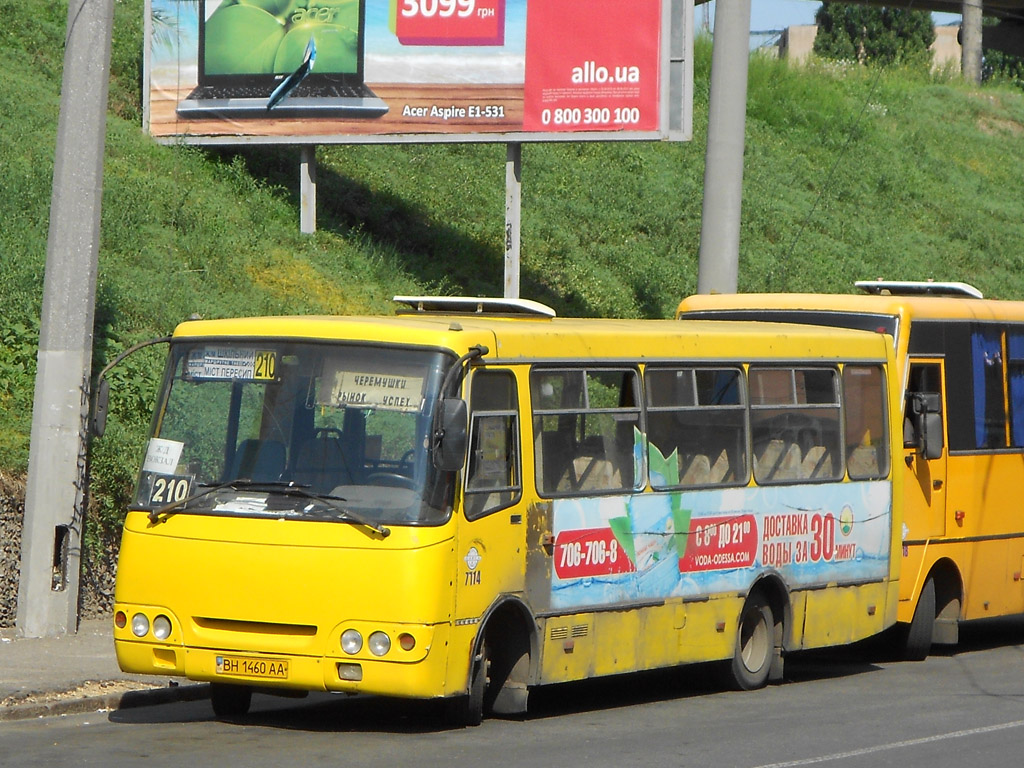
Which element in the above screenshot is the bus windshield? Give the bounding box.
[132,340,452,526]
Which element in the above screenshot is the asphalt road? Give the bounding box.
[3,618,1023,768]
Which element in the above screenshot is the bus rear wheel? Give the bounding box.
[210,683,252,718]
[730,594,774,690]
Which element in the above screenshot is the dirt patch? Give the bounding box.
[978,116,1024,136]
[0,679,161,709]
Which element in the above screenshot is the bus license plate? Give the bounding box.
[216,655,289,680]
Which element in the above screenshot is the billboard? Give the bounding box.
[144,0,692,144]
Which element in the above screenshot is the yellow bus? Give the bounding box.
[112,296,902,723]
[678,279,1024,660]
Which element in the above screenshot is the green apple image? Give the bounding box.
[237,0,299,20]
[204,4,286,75]
[274,23,357,74]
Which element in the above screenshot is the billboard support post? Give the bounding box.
[300,145,317,234]
[504,143,522,299]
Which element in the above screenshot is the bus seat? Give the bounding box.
[801,446,832,479]
[681,454,711,485]
[293,436,351,491]
[772,444,803,481]
[848,445,879,477]
[230,439,286,482]
[557,436,620,492]
[753,439,784,481]
[709,450,730,483]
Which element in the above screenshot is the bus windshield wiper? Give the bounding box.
[146,479,255,524]
[272,485,391,539]
[146,480,390,537]
[147,480,311,524]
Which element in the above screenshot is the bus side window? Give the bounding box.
[464,370,521,520]
[904,362,943,458]
[1008,331,1024,447]
[531,368,641,496]
[645,367,746,488]
[750,367,842,484]
[843,364,889,480]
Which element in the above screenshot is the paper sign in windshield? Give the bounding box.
[186,347,276,381]
[322,370,425,412]
[143,438,184,475]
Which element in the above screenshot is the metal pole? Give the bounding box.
[504,143,522,299]
[300,145,317,234]
[961,0,983,84]
[17,0,115,637]
[696,0,751,295]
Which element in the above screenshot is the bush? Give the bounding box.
[813,3,935,68]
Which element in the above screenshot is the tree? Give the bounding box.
[813,3,936,68]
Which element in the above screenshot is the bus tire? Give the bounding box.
[903,576,936,661]
[445,641,488,727]
[730,593,774,690]
[210,683,252,718]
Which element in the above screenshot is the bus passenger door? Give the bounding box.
[453,369,530,710]
[903,361,947,541]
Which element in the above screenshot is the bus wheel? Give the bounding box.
[730,593,774,690]
[445,640,488,727]
[902,576,936,661]
[210,683,252,718]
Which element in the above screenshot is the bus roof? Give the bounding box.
[172,312,892,363]
[677,290,1024,324]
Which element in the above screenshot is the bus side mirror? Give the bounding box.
[909,392,943,460]
[91,377,110,439]
[921,411,944,460]
[433,398,468,471]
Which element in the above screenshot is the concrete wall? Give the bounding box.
[779,24,963,72]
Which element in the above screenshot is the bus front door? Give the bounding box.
[901,360,950,649]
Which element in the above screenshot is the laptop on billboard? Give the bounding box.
[176,0,388,120]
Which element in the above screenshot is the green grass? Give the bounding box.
[3,3,1024,547]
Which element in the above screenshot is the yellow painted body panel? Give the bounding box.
[114,511,459,697]
[539,597,742,684]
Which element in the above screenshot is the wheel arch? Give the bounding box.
[925,557,964,618]
[471,594,539,669]
[744,573,790,682]
[746,573,791,646]
[463,594,538,716]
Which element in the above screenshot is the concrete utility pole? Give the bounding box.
[696,0,751,295]
[504,143,522,299]
[961,0,983,84]
[17,0,114,637]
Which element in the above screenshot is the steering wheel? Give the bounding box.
[398,449,416,471]
[367,472,417,490]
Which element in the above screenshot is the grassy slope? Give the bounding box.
[2,2,1024,534]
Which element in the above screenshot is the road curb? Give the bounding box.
[0,683,210,722]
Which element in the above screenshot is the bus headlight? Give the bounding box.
[341,629,363,655]
[131,613,150,638]
[368,631,391,656]
[152,615,172,640]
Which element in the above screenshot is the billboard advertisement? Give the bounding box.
[144,0,692,144]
